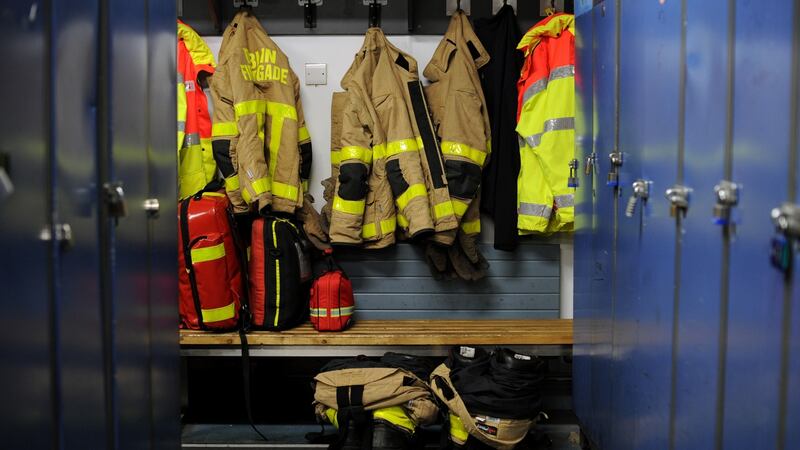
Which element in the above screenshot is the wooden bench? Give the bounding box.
[180,319,573,357]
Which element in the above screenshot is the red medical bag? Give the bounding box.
[310,249,354,331]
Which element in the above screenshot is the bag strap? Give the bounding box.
[180,197,205,330]
[323,248,348,278]
[239,330,269,441]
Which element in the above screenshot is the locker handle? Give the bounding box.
[0,153,13,201]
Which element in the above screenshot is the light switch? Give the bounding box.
[305,63,327,86]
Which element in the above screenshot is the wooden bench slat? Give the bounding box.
[180,319,573,346]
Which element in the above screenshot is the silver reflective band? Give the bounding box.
[554,194,574,208]
[183,132,201,147]
[518,202,553,218]
[177,73,184,83]
[178,121,186,132]
[524,117,575,148]
[522,64,575,105]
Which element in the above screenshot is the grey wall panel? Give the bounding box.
[338,243,561,319]
[0,1,54,448]
[147,0,180,448]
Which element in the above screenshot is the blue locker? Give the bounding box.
[723,1,794,448]
[0,1,55,447]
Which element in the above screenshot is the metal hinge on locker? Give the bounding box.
[770,203,800,274]
[607,151,623,187]
[625,179,650,217]
[712,180,739,226]
[665,184,692,218]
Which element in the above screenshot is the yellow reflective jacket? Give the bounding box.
[329,28,456,249]
[423,11,491,245]
[209,10,312,214]
[177,21,217,200]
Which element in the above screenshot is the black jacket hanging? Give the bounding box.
[474,5,522,251]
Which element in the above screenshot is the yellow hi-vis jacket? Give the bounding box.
[209,10,312,214]
[423,11,491,245]
[516,13,575,233]
[329,28,456,249]
[177,21,217,200]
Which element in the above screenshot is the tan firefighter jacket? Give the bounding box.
[329,28,457,249]
[430,364,533,450]
[209,10,312,214]
[423,11,491,246]
[313,366,439,427]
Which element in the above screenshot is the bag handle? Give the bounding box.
[323,248,348,278]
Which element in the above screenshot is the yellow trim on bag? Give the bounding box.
[190,242,226,263]
[298,125,310,142]
[201,192,225,198]
[373,406,416,433]
[441,141,487,166]
[310,306,355,317]
[362,217,396,239]
[340,146,373,164]
[395,183,427,211]
[272,181,299,202]
[272,220,281,327]
[212,121,238,137]
[333,196,366,215]
[201,301,235,323]
[460,219,481,234]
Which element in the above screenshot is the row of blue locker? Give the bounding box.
[0,0,179,448]
[573,1,799,449]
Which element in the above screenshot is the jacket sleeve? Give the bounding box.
[295,75,313,197]
[329,89,374,244]
[209,52,249,212]
[265,68,304,213]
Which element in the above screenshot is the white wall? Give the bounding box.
[202,35,574,318]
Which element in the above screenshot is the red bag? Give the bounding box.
[310,249,354,331]
[178,192,242,330]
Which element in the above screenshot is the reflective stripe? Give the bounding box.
[362,217,396,239]
[302,180,309,192]
[298,125,310,142]
[340,146,373,164]
[460,219,481,234]
[177,73,184,83]
[373,406,416,433]
[325,408,339,429]
[397,214,409,228]
[331,150,341,165]
[178,121,186,132]
[201,301,236,323]
[272,221,281,327]
[242,177,270,203]
[373,137,422,159]
[310,306,355,317]
[452,199,469,217]
[333,196,365,215]
[432,201,455,219]
[518,202,553,218]
[440,141,487,166]
[184,132,201,147]
[396,183,427,211]
[202,192,225,198]
[212,121,237,137]
[272,181,299,202]
[449,413,469,443]
[523,117,575,148]
[233,100,298,120]
[267,102,298,120]
[522,64,575,105]
[225,175,240,191]
[191,242,226,263]
[554,194,575,208]
[246,246,251,261]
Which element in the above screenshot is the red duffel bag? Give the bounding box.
[178,191,242,330]
[310,249,354,331]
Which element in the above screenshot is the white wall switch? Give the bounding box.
[305,63,327,86]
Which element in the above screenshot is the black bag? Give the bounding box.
[249,215,313,330]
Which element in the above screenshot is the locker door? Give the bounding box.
[613,1,681,449]
[572,5,596,435]
[721,1,793,448]
[51,0,110,447]
[670,1,729,449]
[0,2,55,448]
[146,1,180,448]
[788,12,800,443]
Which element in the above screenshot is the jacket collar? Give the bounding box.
[517,13,574,56]
[427,11,490,76]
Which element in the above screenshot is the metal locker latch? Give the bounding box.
[103,181,127,222]
[568,159,579,188]
[144,198,160,218]
[665,184,692,218]
[625,179,650,218]
[770,203,800,273]
[713,180,739,226]
[584,152,596,176]
[607,151,623,187]
[39,223,73,249]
